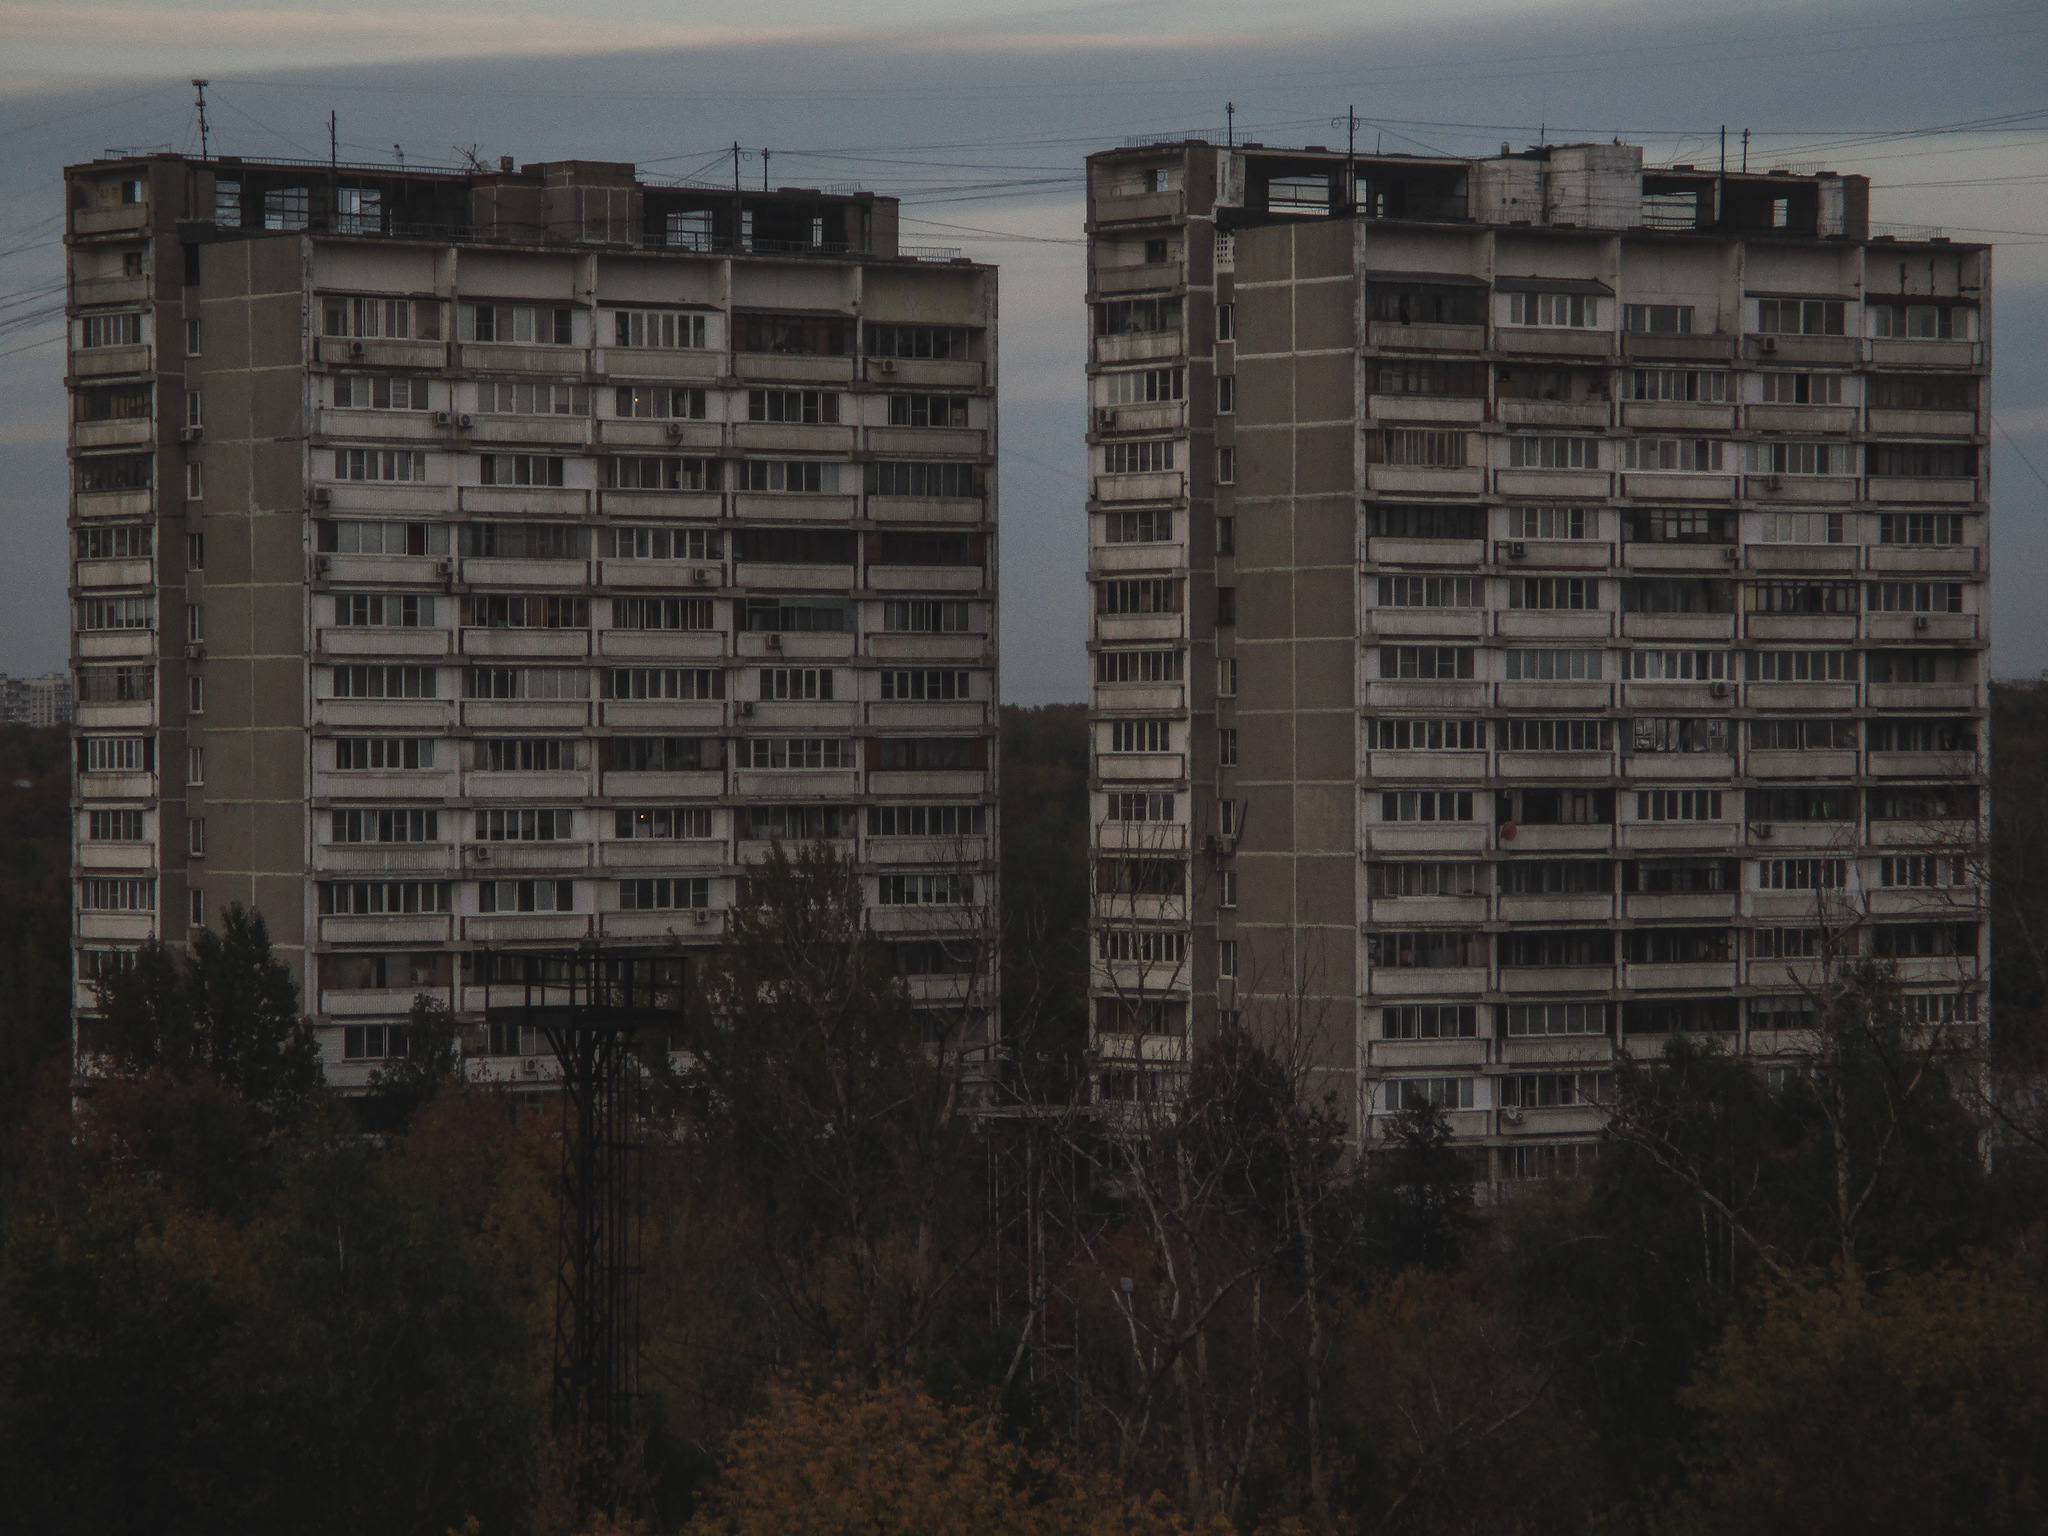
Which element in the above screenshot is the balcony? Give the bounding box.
[598,630,727,661]
[1746,404,1857,434]
[76,556,153,589]
[463,913,594,943]
[1497,399,1609,429]
[1499,824,1613,853]
[1621,402,1735,432]
[317,337,448,370]
[1746,474,1856,505]
[461,699,592,729]
[1372,396,1486,425]
[1367,321,1484,353]
[1367,537,1485,568]
[1363,750,1485,781]
[1369,609,1485,639]
[1625,752,1735,781]
[599,839,728,871]
[1492,327,1615,360]
[1745,335,1858,367]
[468,416,594,449]
[1869,339,1978,369]
[1621,332,1735,363]
[1499,469,1612,500]
[1618,472,1735,501]
[1496,751,1608,781]
[458,486,590,517]
[1091,189,1183,225]
[1091,260,1182,296]
[1624,961,1736,991]
[602,700,725,731]
[1747,543,1857,572]
[72,418,154,451]
[1747,749,1857,779]
[71,344,151,379]
[1867,476,1979,505]
[1495,610,1611,641]
[1498,894,1612,923]
[320,628,452,659]
[1368,965,1488,997]
[864,495,983,524]
[73,204,150,236]
[1867,409,1977,438]
[864,356,983,390]
[1865,613,1976,643]
[1867,546,1978,574]
[598,346,721,382]
[460,629,589,659]
[1498,964,1614,993]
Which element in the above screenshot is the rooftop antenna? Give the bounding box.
[1226,102,1235,148]
[1742,127,1750,174]
[394,144,404,167]
[192,80,211,160]
[761,147,770,192]
[732,141,742,191]
[329,110,337,171]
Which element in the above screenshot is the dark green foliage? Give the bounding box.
[95,904,323,1125]
[0,725,74,1164]
[361,993,461,1132]
[1359,1104,1476,1273]
[998,703,1089,1064]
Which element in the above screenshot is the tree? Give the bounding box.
[362,993,461,1131]
[1679,1260,2048,1536]
[1359,1104,1476,1275]
[95,904,322,1124]
[685,1377,1225,1536]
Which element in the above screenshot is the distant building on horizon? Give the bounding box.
[1,672,74,727]
[65,150,999,1089]
[1082,136,1989,1182]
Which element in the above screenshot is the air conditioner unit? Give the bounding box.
[522,1057,540,1077]
[1761,335,1778,353]
[1754,823,1775,839]
[310,487,333,506]
[457,413,473,429]
[737,700,756,717]
[437,558,454,578]
[666,421,687,437]
[692,908,712,924]
[1722,545,1741,564]
[767,632,783,649]
[1763,475,1783,491]
[178,426,202,444]
[1914,615,1931,631]
[314,554,331,576]
[349,339,366,358]
[1710,680,1731,698]
[1507,540,1527,560]
[433,410,453,426]
[182,643,205,662]
[1501,1108,1525,1126]
[878,358,897,375]
[471,845,491,862]
[1095,407,1118,431]
[691,567,713,585]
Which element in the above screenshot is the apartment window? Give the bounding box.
[185,745,203,783]
[864,322,971,358]
[1745,441,1850,476]
[1869,784,1976,822]
[604,737,719,773]
[1378,429,1468,468]
[601,525,719,561]
[1509,577,1596,611]
[1870,374,1974,411]
[476,380,588,417]
[76,523,154,559]
[1867,582,1963,614]
[1369,284,1481,326]
[744,598,847,634]
[1102,508,1172,544]
[1217,657,1236,698]
[1755,858,1847,891]
[80,878,157,913]
[1504,649,1601,681]
[1106,791,1174,822]
[1096,649,1183,684]
[81,736,148,775]
[466,666,589,701]
[1868,719,1973,752]
[79,312,144,349]
[606,806,720,843]
[1215,376,1235,415]
[1216,303,1235,341]
[331,665,436,699]
[334,737,435,770]
[1367,931,1482,969]
[1216,446,1237,483]
[1215,587,1236,626]
[1507,506,1590,540]
[461,594,587,630]
[1621,438,1723,472]
[612,309,708,349]
[1097,928,1187,965]
[1745,581,1859,615]
[877,872,974,906]
[1500,859,1611,894]
[1104,440,1175,476]
[473,738,577,771]
[1383,1077,1475,1111]
[1107,719,1172,754]
[258,187,309,230]
[749,388,841,424]
[1509,291,1599,329]
[319,881,450,916]
[1381,1004,1479,1041]
[336,594,436,628]
[881,599,971,635]
[1869,443,1978,479]
[1219,868,1237,908]
[737,738,857,770]
[1380,646,1475,681]
[78,595,155,631]
[1381,790,1475,823]
[1369,358,1486,397]
[758,667,835,701]
[1503,930,1618,967]
[185,318,201,355]
[331,186,382,234]
[317,520,450,556]
[601,667,723,702]
[1759,372,1845,405]
[336,447,429,483]
[1879,855,1968,889]
[1755,298,1846,336]
[85,809,145,841]
[608,456,714,491]
[745,805,856,841]
[1372,861,1484,898]
[1216,517,1234,555]
[1869,303,1976,341]
[75,383,153,422]
[322,296,439,340]
[462,304,574,346]
[334,374,430,411]
[1628,368,1731,403]
[1379,575,1482,609]
[1505,1002,1608,1037]
[866,803,985,837]
[1101,367,1184,405]
[1098,579,1180,617]
[617,877,710,912]
[181,389,201,429]
[1622,304,1693,334]
[1095,298,1181,337]
[478,453,564,487]
[1638,794,1720,831]
[1748,650,1856,682]
[1502,718,1611,752]
[1870,924,1977,960]
[331,808,439,845]
[475,808,573,842]
[1366,719,1484,751]
[1748,785,1858,823]
[865,461,977,498]
[1749,717,1856,751]
[479,879,576,913]
[884,392,966,427]
[76,454,152,493]
[1877,513,1965,547]
[1757,512,1845,545]
[1369,504,1485,540]
[878,669,970,701]
[1621,578,1735,615]
[182,462,202,501]
[187,532,204,569]
[1219,729,1237,768]
[76,664,155,703]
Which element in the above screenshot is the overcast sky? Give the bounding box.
[0,0,2042,701]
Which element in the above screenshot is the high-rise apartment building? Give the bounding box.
[67,152,997,1085]
[1085,139,1987,1178]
